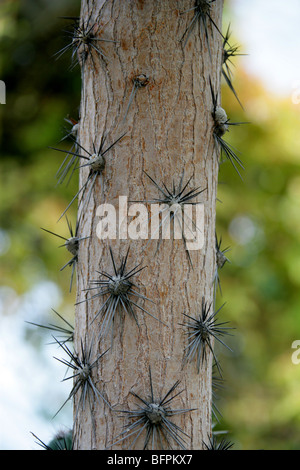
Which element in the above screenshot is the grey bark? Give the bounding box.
[73,0,223,450]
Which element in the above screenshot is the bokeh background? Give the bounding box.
[1,0,300,450]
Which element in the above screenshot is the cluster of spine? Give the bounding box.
[30,0,247,451]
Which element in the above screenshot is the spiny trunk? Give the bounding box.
[74,0,223,450]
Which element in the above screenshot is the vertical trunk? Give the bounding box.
[74,0,223,450]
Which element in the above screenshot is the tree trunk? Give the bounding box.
[74,0,223,450]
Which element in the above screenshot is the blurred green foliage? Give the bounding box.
[0,0,81,296]
[1,0,300,450]
[215,15,300,449]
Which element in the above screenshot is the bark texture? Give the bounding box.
[74,0,223,450]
